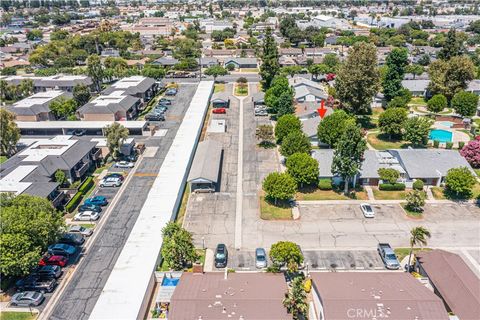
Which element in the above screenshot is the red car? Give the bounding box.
[39,254,67,267]
[212,108,226,114]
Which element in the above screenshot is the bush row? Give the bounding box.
[379,183,406,191]
[65,192,84,213]
[318,178,333,190]
[78,177,94,194]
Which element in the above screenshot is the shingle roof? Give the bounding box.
[187,140,223,183]
[311,272,449,320]
[359,150,406,179]
[401,79,429,93]
[416,250,480,320]
[102,76,156,96]
[224,57,258,66]
[311,149,334,178]
[77,94,140,117]
[294,85,328,100]
[251,91,265,103]
[301,116,320,138]
[169,272,291,320]
[211,92,230,103]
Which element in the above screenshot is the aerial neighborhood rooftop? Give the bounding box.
[0,0,479,320]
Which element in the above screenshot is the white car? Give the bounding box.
[74,210,100,221]
[114,161,134,168]
[99,177,122,188]
[360,203,375,218]
[68,225,93,237]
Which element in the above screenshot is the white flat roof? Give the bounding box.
[19,135,76,162]
[12,90,65,108]
[0,165,36,194]
[89,81,214,320]
[16,121,147,129]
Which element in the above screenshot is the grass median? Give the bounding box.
[260,196,292,220]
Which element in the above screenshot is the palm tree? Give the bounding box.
[104,123,129,160]
[407,226,431,271]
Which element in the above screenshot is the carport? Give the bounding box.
[187,140,223,192]
[211,92,230,108]
[16,121,149,136]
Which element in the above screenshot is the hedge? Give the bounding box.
[78,177,94,194]
[458,141,465,150]
[446,142,453,149]
[65,192,84,213]
[379,183,406,191]
[318,178,333,190]
[433,140,440,148]
[412,180,424,191]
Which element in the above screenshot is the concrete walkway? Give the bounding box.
[234,84,246,250]
[297,199,460,205]
[364,186,375,200]
[204,249,214,272]
[425,187,435,201]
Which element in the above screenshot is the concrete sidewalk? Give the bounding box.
[296,199,458,205]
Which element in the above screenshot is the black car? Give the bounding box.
[121,152,137,162]
[145,113,165,121]
[58,233,85,246]
[78,204,102,213]
[16,275,57,293]
[33,265,63,279]
[105,173,124,181]
[158,98,172,105]
[214,244,228,268]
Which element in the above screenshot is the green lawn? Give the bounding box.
[0,156,7,164]
[408,97,427,106]
[214,83,225,93]
[474,169,480,177]
[401,203,423,219]
[394,248,431,262]
[367,132,407,150]
[372,189,407,200]
[431,187,446,200]
[296,189,349,201]
[0,312,38,320]
[431,184,480,200]
[260,196,292,220]
[234,84,248,96]
[175,183,190,225]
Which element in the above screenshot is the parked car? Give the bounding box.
[254,109,268,116]
[145,113,165,121]
[48,243,76,257]
[114,161,134,169]
[99,177,122,188]
[84,196,108,206]
[16,275,57,293]
[212,108,226,114]
[10,291,44,307]
[67,129,86,136]
[120,152,137,162]
[104,173,124,181]
[165,88,177,96]
[74,210,100,221]
[59,233,85,246]
[154,105,168,113]
[255,248,267,269]
[68,225,93,237]
[377,243,401,270]
[33,265,62,279]
[39,254,67,267]
[360,203,375,218]
[159,98,172,105]
[214,244,228,268]
[78,204,101,213]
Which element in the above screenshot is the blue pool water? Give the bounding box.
[429,129,453,143]
[438,121,454,128]
[162,277,179,286]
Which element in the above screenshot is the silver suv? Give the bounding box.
[99,177,122,188]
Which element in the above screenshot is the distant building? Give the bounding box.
[102,76,158,104]
[0,75,93,93]
[224,57,258,69]
[6,90,70,121]
[77,91,141,121]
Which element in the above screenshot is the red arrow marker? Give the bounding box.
[318,100,327,119]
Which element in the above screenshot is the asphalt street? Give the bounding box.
[47,83,198,320]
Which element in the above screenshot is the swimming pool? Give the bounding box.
[438,121,454,128]
[429,129,453,143]
[161,277,179,286]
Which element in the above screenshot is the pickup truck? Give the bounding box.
[377,243,401,270]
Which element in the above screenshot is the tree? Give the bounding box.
[438,28,464,60]
[0,194,64,276]
[49,98,78,119]
[467,20,480,34]
[204,65,228,81]
[427,94,447,113]
[383,48,409,102]
[87,54,104,92]
[406,190,426,213]
[0,109,20,157]
[332,122,367,194]
[265,76,294,115]
[335,42,380,114]
[275,114,302,144]
[260,28,280,90]
[286,153,319,188]
[283,277,308,320]
[262,172,297,204]
[269,241,304,271]
[405,64,424,79]
[276,91,295,117]
[317,110,355,148]
[445,167,476,198]
[54,170,67,186]
[428,56,475,102]
[460,137,480,168]
[104,122,128,159]
[378,107,407,139]
[73,84,91,106]
[26,29,43,41]
[280,131,312,158]
[407,226,431,271]
[378,168,400,184]
[161,222,197,270]
[256,124,274,147]
[451,91,479,117]
[403,116,433,145]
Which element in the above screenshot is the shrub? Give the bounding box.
[412,180,424,190]
[65,192,83,213]
[304,279,312,293]
[318,178,333,190]
[446,141,453,149]
[458,141,465,150]
[433,140,440,148]
[379,183,406,191]
[78,177,94,194]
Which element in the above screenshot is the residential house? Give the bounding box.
[77,91,141,121]
[0,75,93,93]
[279,48,303,57]
[310,272,449,320]
[415,250,480,320]
[358,150,407,186]
[6,90,70,121]
[101,76,158,106]
[279,56,297,67]
[197,57,219,68]
[101,48,120,58]
[0,136,100,207]
[168,272,291,320]
[401,79,430,97]
[297,15,352,31]
[152,57,179,67]
[200,19,233,33]
[224,58,258,69]
[252,91,265,106]
[187,140,223,192]
[289,76,328,103]
[211,92,230,108]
